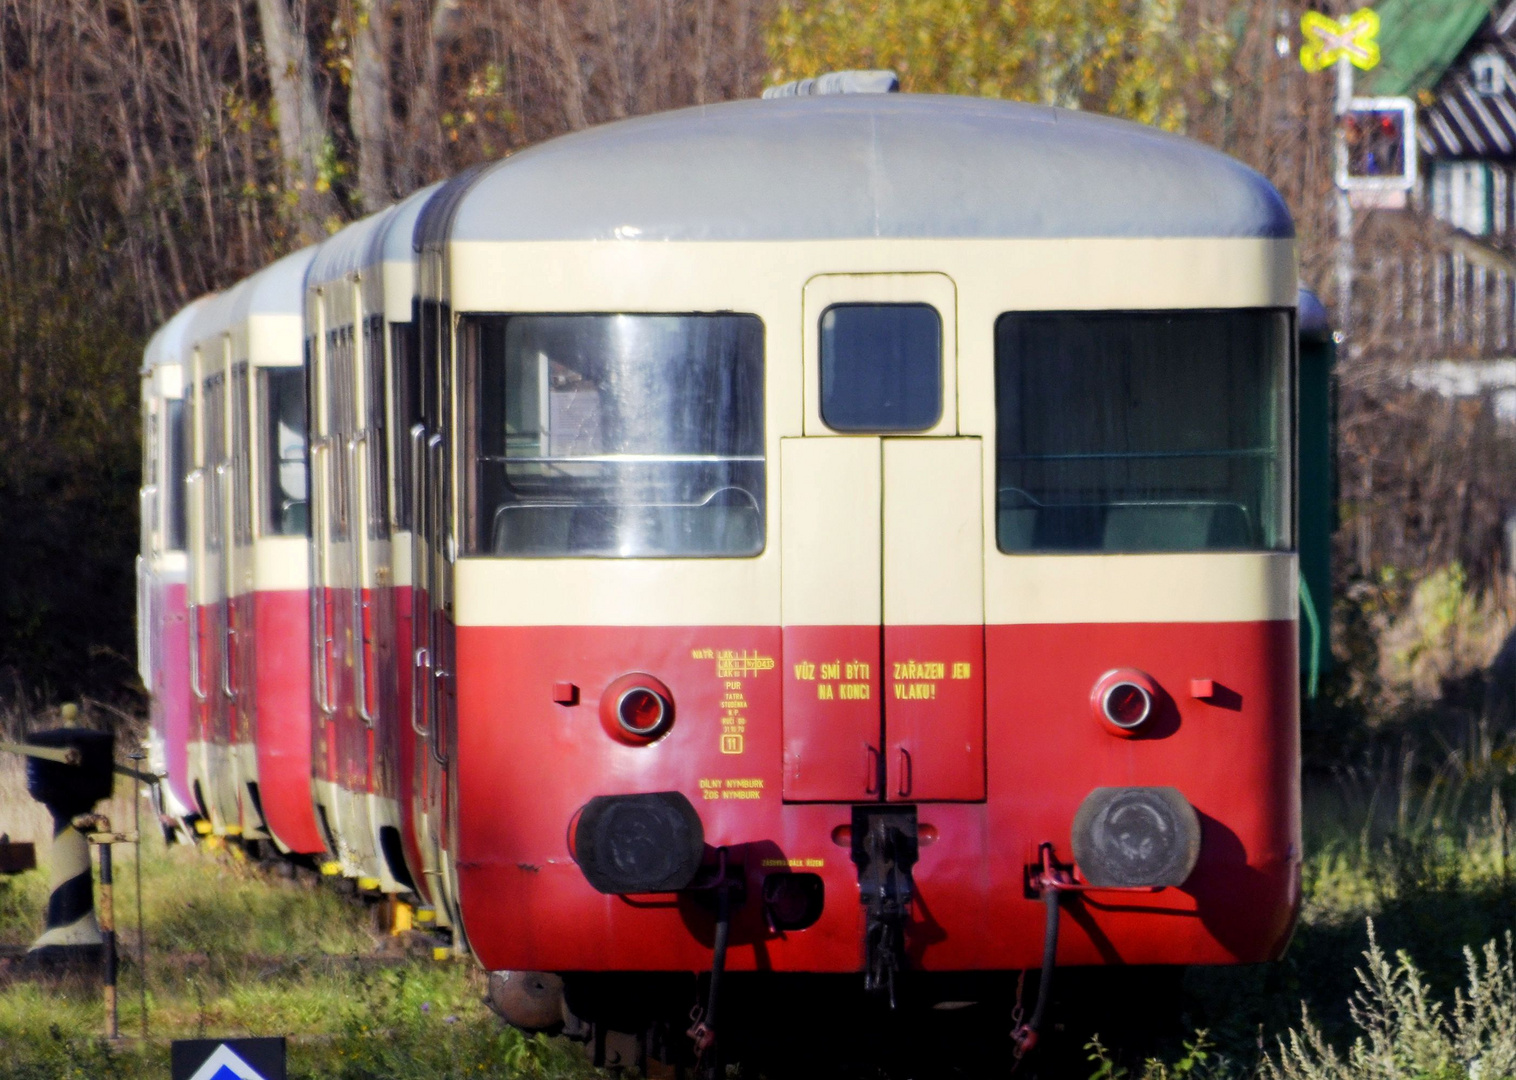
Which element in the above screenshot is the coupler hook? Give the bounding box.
[688,847,734,1068]
[1011,842,1065,1058]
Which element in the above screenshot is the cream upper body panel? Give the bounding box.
[252,536,310,593]
[448,235,1295,628]
[448,237,1294,315]
[436,93,1297,630]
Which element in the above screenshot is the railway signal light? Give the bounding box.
[1339,97,1418,207]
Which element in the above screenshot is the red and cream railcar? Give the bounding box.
[139,297,217,823]
[412,91,1301,1021]
[303,183,440,895]
[183,247,323,853]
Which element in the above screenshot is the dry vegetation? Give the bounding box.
[0,0,1503,708]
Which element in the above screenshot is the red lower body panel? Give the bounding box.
[453,620,1299,974]
[153,582,194,813]
[254,588,323,854]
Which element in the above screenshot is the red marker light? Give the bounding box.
[617,687,667,736]
[1090,669,1159,737]
[1103,683,1151,728]
[598,674,675,745]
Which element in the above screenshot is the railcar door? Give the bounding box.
[227,361,258,831]
[309,312,343,841]
[413,286,460,928]
[782,273,985,803]
[204,360,238,826]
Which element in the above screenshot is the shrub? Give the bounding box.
[1267,922,1516,1080]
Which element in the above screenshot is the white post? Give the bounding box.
[1335,55,1355,342]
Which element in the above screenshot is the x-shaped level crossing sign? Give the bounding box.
[1300,9,1381,73]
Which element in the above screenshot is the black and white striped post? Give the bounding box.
[20,729,115,965]
[97,832,116,1037]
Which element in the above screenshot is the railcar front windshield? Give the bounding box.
[467,313,765,557]
[994,309,1292,554]
[260,367,308,536]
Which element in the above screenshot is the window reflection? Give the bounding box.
[472,313,765,557]
[994,309,1291,553]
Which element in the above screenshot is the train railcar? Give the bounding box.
[304,183,440,895]
[406,88,1300,1044]
[183,246,322,852]
[139,296,217,824]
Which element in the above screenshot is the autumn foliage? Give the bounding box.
[0,0,1500,700]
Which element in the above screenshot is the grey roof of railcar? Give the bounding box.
[428,95,1292,246]
[308,207,392,291]
[307,183,441,308]
[141,293,218,373]
[225,244,318,323]
[180,245,314,359]
[376,182,444,266]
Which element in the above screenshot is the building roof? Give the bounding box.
[418,94,1292,248]
[1365,0,1494,96]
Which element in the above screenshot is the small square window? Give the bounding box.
[1473,52,1506,96]
[819,303,943,432]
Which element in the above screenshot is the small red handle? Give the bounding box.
[865,745,880,794]
[897,748,913,797]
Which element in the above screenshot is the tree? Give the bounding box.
[257,0,342,240]
[766,0,1233,133]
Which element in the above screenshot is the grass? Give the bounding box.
[0,830,595,1080]
[7,774,1516,1080]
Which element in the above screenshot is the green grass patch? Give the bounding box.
[0,834,596,1079]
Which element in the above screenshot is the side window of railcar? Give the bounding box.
[390,321,419,530]
[465,313,766,558]
[819,303,942,432]
[260,368,308,536]
[363,314,389,541]
[994,309,1292,554]
[166,399,187,551]
[231,364,253,545]
[203,373,226,554]
[327,326,354,543]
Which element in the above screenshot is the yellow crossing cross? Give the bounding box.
[1300,9,1381,73]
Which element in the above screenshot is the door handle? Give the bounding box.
[352,433,375,727]
[353,588,375,727]
[186,470,207,702]
[897,747,913,798]
[220,604,237,700]
[310,441,336,717]
[865,745,880,795]
[411,646,430,737]
[428,673,449,767]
